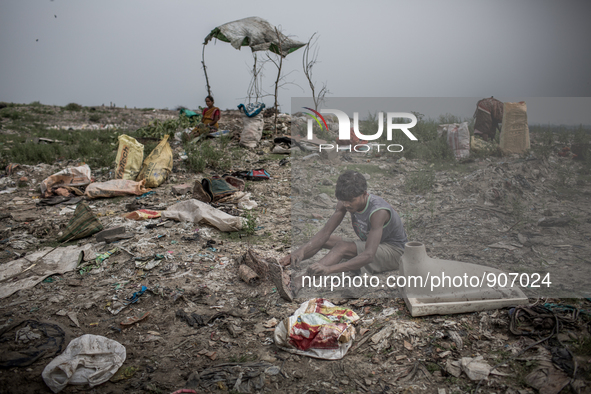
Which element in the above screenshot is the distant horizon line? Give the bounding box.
[2,101,590,128]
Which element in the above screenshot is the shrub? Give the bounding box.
[405,170,435,194]
[0,108,23,120]
[530,126,555,159]
[136,115,198,139]
[358,112,457,162]
[65,103,83,111]
[242,210,257,236]
[185,140,234,173]
[4,128,116,168]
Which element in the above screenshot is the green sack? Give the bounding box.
[201,177,238,202]
[57,201,103,243]
[179,108,199,118]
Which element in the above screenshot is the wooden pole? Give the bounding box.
[202,44,211,97]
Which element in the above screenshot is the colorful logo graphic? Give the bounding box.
[303,107,328,135]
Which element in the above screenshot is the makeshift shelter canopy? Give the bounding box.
[203,16,306,57]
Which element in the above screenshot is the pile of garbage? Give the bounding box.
[1,101,590,394]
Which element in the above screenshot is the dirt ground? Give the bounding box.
[0,105,590,394]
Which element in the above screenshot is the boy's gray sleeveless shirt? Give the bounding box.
[351,194,407,250]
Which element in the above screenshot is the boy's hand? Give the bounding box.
[291,249,305,266]
[279,254,291,267]
[307,262,331,276]
[281,249,305,267]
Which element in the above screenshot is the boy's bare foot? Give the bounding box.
[291,274,304,295]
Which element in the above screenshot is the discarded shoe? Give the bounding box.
[120,311,150,327]
[176,310,205,327]
[239,249,293,301]
[201,177,238,201]
[268,261,293,302]
[192,181,212,203]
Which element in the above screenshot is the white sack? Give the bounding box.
[240,113,263,148]
[161,199,243,232]
[438,122,470,160]
[42,334,126,393]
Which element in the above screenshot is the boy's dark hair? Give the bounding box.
[335,170,367,201]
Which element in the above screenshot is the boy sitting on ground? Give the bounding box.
[280,170,408,277]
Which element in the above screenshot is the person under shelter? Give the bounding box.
[202,95,220,130]
[280,170,408,276]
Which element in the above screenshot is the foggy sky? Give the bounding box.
[1,0,590,124]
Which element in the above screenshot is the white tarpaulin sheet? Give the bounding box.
[204,16,305,57]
